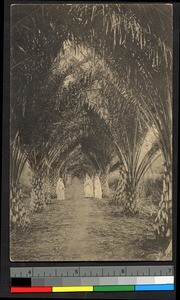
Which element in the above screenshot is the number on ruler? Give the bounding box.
[75,269,78,274]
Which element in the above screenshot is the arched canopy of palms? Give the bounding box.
[11,35,120,218]
[11,38,103,216]
[67,4,172,235]
[102,88,161,215]
[10,4,172,241]
[55,41,161,214]
[60,148,96,181]
[78,108,118,198]
[65,4,172,235]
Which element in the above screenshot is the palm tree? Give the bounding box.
[10,133,30,230]
[68,4,172,235]
[102,93,160,215]
[10,7,97,221]
[79,108,118,198]
[11,4,172,241]
[60,39,161,213]
[10,5,69,225]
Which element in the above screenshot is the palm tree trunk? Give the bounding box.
[43,176,53,204]
[30,172,46,212]
[115,166,127,205]
[47,169,57,198]
[51,176,57,198]
[100,173,110,198]
[115,168,139,215]
[154,164,172,238]
[123,185,139,216]
[10,136,30,229]
[165,239,172,259]
[10,185,30,230]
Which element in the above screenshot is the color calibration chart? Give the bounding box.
[11,265,174,293]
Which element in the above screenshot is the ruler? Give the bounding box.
[10,266,174,293]
[11,265,174,278]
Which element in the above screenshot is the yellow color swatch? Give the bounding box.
[52,286,93,292]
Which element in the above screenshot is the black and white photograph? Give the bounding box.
[10,3,173,262]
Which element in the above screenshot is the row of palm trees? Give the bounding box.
[10,4,172,246]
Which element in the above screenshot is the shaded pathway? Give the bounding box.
[11,179,164,261]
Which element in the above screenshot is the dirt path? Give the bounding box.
[63,178,110,261]
[11,179,165,261]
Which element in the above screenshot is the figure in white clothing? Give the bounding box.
[84,174,93,198]
[94,174,102,199]
[56,178,65,200]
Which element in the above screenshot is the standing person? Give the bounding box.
[56,177,65,200]
[84,173,93,198]
[94,174,102,199]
